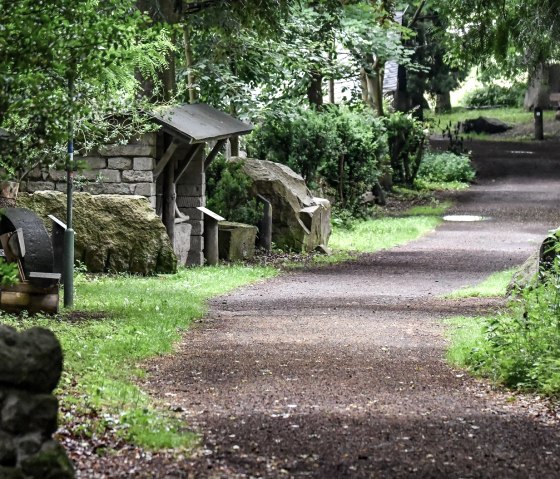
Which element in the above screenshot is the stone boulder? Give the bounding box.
[218,221,258,261]
[239,159,331,252]
[17,192,176,274]
[0,325,74,479]
[462,117,512,134]
[508,228,560,293]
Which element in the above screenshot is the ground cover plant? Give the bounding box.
[415,150,476,191]
[328,204,445,253]
[0,265,277,448]
[445,268,515,299]
[446,263,560,396]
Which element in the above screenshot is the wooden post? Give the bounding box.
[534,107,544,140]
[163,158,177,243]
[256,195,272,251]
[48,215,66,284]
[197,207,225,266]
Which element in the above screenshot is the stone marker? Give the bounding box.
[0,325,74,479]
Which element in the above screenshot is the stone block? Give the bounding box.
[176,196,204,208]
[189,235,204,254]
[186,251,204,266]
[26,182,55,193]
[0,431,16,467]
[122,170,153,183]
[129,132,157,146]
[55,183,67,192]
[82,157,107,169]
[27,168,42,180]
[177,172,205,186]
[81,169,121,183]
[134,183,156,197]
[99,144,155,157]
[108,157,132,170]
[189,220,204,236]
[20,440,74,479]
[0,326,63,393]
[174,222,192,267]
[1,391,58,435]
[133,157,155,171]
[179,207,203,221]
[218,221,258,261]
[48,170,67,182]
[82,183,133,195]
[176,183,205,196]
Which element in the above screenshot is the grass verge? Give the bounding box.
[0,265,277,448]
[445,315,487,368]
[444,268,516,299]
[426,107,556,127]
[329,205,445,253]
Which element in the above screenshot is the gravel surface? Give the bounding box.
[76,140,560,478]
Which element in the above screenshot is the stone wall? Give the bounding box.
[0,325,74,479]
[21,134,157,209]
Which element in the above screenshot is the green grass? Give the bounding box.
[445,315,487,367]
[445,268,516,299]
[329,208,444,253]
[0,265,277,448]
[405,201,453,217]
[426,107,556,127]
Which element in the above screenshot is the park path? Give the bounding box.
[145,141,560,478]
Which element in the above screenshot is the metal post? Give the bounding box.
[256,195,272,251]
[64,77,75,308]
[534,107,544,140]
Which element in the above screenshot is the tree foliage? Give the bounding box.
[0,0,171,178]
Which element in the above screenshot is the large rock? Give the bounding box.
[218,221,258,261]
[462,116,512,134]
[17,192,176,274]
[0,326,62,394]
[239,159,331,252]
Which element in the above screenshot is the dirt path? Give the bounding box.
[85,141,560,478]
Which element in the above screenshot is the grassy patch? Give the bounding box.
[329,211,443,253]
[426,107,556,127]
[445,268,516,299]
[445,315,487,368]
[405,201,453,217]
[0,265,277,448]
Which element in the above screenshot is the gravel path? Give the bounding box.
[97,141,560,478]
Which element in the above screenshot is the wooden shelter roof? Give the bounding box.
[151,103,253,144]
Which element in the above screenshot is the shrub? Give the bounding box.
[247,106,387,213]
[417,151,476,183]
[385,112,426,186]
[206,156,262,225]
[463,83,525,108]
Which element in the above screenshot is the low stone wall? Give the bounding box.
[0,325,74,479]
[20,134,157,209]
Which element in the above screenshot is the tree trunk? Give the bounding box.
[435,92,451,113]
[307,71,323,108]
[182,23,198,103]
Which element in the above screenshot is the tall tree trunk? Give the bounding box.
[435,92,451,113]
[307,71,323,108]
[182,23,198,103]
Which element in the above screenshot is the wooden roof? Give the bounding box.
[151,103,253,144]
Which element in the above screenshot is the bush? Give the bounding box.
[417,151,476,183]
[206,156,262,225]
[247,105,388,213]
[463,83,525,108]
[385,112,426,186]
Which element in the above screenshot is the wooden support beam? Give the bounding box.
[174,143,205,185]
[162,157,178,243]
[153,140,181,179]
[204,139,227,171]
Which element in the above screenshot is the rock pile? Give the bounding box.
[0,325,74,479]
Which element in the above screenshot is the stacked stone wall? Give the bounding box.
[0,325,74,479]
[21,134,158,209]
